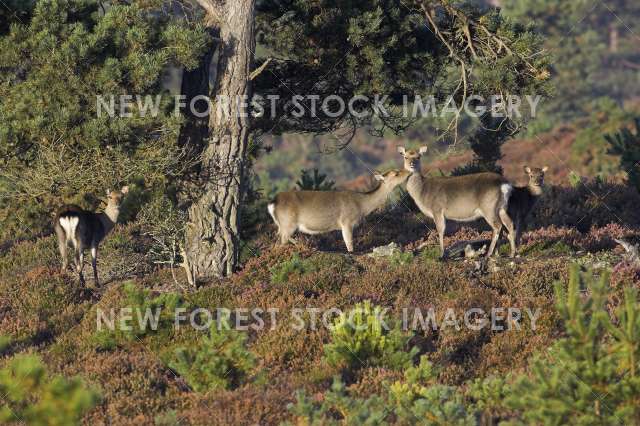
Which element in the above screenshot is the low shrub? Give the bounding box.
[269,253,318,284]
[92,282,184,350]
[520,239,574,257]
[420,245,441,262]
[324,301,417,371]
[168,318,256,392]
[287,377,388,425]
[506,265,640,424]
[0,266,87,343]
[0,354,100,425]
[288,357,475,425]
[532,182,640,231]
[0,335,11,355]
[388,356,475,425]
[389,250,414,266]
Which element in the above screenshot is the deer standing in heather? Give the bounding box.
[54,186,129,285]
[398,146,516,258]
[268,170,410,252]
[507,166,548,252]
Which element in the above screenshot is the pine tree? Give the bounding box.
[451,114,517,175]
[507,265,640,424]
[606,118,640,193]
[185,0,551,279]
[1,1,552,278]
[0,0,208,239]
[0,355,100,425]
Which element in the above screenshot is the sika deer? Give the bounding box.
[507,166,547,251]
[54,186,129,285]
[398,146,516,258]
[268,170,410,252]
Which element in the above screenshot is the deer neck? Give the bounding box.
[360,182,395,216]
[527,184,543,197]
[406,172,424,198]
[100,203,121,233]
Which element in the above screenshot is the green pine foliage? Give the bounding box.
[296,169,336,191]
[0,0,208,239]
[288,357,473,425]
[606,117,640,193]
[324,300,417,370]
[269,253,319,284]
[92,282,185,350]
[388,356,475,425]
[287,377,388,425]
[292,268,640,424]
[0,354,100,425]
[255,0,550,136]
[506,265,640,424]
[452,114,517,176]
[169,318,256,392]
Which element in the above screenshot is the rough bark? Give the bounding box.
[185,0,255,282]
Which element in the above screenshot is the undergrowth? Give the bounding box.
[324,301,417,371]
[169,318,256,392]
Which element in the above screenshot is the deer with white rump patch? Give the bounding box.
[398,146,516,258]
[268,170,410,252]
[54,186,129,285]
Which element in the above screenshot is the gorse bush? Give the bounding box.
[324,301,417,370]
[296,169,335,191]
[169,318,256,392]
[92,282,184,350]
[0,355,100,425]
[506,265,640,424]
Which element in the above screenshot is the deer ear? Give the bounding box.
[121,186,129,194]
[524,166,531,174]
[397,146,405,154]
[419,146,428,154]
[374,173,385,182]
[542,166,548,173]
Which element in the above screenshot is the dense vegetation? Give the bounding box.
[1,0,640,425]
[1,179,639,423]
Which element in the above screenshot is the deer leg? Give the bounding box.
[91,246,99,286]
[56,228,68,272]
[485,219,503,258]
[499,209,516,258]
[73,244,86,285]
[515,218,523,249]
[434,213,446,257]
[340,223,354,253]
[279,223,296,246]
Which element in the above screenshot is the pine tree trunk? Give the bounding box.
[185,0,255,282]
